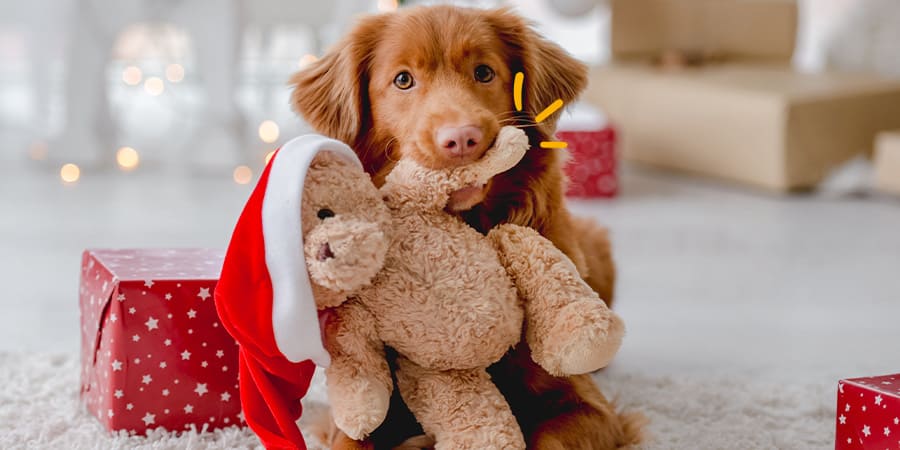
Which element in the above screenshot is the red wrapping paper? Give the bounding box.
[558,127,618,198]
[836,374,900,449]
[79,249,241,435]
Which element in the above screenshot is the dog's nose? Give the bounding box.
[436,125,483,157]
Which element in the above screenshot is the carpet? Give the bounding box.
[0,352,837,449]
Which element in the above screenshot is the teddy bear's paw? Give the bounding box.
[330,380,391,440]
[536,301,625,375]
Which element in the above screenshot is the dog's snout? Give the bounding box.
[436,125,484,158]
[316,243,335,261]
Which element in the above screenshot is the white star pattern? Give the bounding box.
[165,293,172,300]
[187,309,197,319]
[164,339,172,346]
[875,395,883,405]
[194,383,208,396]
[132,334,140,342]
[144,280,154,288]
[181,350,191,360]
[116,293,126,302]
[142,374,152,385]
[895,418,899,425]
[162,389,170,396]
[197,287,211,300]
[839,414,846,425]
[184,404,194,414]
[863,425,871,437]
[142,412,155,425]
[126,403,134,411]
[885,427,891,437]
[111,360,123,371]
[216,350,224,358]
[114,390,123,399]
[109,313,117,323]
[220,392,231,402]
[201,361,208,368]
[128,307,136,314]
[159,361,167,369]
[145,317,159,331]
[846,403,851,412]
[108,409,114,418]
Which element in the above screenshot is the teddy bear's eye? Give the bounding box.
[317,208,335,220]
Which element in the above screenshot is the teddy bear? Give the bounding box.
[306,126,624,449]
[215,127,624,450]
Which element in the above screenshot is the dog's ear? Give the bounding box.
[485,8,588,135]
[289,14,387,146]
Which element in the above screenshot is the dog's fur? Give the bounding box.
[291,5,644,449]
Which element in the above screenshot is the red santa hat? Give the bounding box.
[215,134,363,449]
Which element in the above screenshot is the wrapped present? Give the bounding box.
[835,374,900,449]
[558,103,618,198]
[79,249,240,435]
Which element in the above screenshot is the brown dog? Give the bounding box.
[291,5,643,449]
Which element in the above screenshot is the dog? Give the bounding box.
[290,5,644,449]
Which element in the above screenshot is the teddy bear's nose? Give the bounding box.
[316,243,335,261]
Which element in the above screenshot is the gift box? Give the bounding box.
[585,0,900,192]
[79,249,240,434]
[558,103,618,198]
[874,131,900,197]
[835,374,900,449]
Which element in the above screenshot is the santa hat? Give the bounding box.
[215,134,363,449]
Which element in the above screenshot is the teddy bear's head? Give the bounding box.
[301,152,391,308]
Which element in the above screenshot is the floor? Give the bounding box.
[2,155,899,386]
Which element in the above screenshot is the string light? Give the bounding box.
[123,66,143,86]
[265,151,275,165]
[377,0,398,12]
[165,63,184,83]
[116,147,140,171]
[258,120,280,144]
[233,166,253,185]
[144,77,165,96]
[60,163,81,184]
[298,54,318,69]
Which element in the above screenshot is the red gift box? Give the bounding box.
[557,103,618,198]
[79,249,240,435]
[836,374,900,449]
[558,128,618,198]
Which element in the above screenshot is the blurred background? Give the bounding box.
[1,0,899,387]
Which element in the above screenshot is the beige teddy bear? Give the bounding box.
[300,126,624,449]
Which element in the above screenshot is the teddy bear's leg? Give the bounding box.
[394,357,525,450]
[322,302,393,440]
[488,223,625,376]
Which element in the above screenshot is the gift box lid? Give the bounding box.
[79,249,224,380]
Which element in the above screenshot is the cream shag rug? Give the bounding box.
[0,352,836,449]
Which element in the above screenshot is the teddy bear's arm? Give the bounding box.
[488,223,625,376]
[321,301,392,440]
[381,126,529,211]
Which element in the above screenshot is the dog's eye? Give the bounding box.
[474,65,495,83]
[317,208,335,220]
[393,71,414,90]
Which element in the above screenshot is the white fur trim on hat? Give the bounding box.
[262,134,363,366]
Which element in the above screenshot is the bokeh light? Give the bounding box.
[233,165,253,185]
[122,66,143,86]
[144,77,165,96]
[60,163,81,184]
[258,120,280,144]
[165,63,185,83]
[116,147,140,171]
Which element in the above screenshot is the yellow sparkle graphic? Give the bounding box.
[513,72,568,150]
